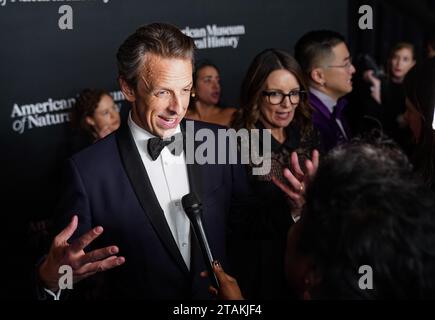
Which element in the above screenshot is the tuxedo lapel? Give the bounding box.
[115,123,190,276]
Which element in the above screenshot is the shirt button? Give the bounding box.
[182,242,188,247]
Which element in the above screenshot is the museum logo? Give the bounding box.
[182,24,246,49]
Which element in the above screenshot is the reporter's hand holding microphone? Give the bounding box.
[200,261,244,300]
[182,193,244,300]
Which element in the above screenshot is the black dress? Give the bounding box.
[228,121,320,299]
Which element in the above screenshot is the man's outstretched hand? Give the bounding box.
[38,215,125,291]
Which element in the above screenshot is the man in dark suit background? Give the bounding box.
[37,22,251,299]
[295,30,356,152]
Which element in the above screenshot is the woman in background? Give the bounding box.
[230,48,319,299]
[69,88,121,153]
[363,42,416,151]
[185,60,236,127]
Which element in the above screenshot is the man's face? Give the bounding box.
[321,42,356,100]
[127,54,193,138]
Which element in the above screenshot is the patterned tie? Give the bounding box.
[147,132,183,161]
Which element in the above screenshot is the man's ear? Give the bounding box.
[310,68,326,87]
[119,77,136,102]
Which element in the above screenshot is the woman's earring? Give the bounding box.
[191,91,196,98]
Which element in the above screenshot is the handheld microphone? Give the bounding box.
[358,53,385,79]
[182,193,220,289]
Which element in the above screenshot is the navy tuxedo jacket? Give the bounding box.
[56,120,252,299]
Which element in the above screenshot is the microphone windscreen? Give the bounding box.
[182,193,201,210]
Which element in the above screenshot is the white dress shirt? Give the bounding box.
[309,87,349,140]
[128,114,191,269]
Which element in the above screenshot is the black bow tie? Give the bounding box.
[147,132,184,161]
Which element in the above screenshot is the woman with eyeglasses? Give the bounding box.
[230,49,320,299]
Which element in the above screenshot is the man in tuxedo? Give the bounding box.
[295,30,356,151]
[37,22,251,299]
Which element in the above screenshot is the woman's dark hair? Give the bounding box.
[404,57,435,187]
[70,88,109,138]
[232,48,313,135]
[298,137,435,299]
[388,42,415,61]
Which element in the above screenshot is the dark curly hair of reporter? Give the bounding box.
[298,136,435,299]
[70,88,108,139]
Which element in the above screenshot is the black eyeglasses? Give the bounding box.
[262,90,306,105]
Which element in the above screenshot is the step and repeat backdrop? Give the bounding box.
[1,0,347,227]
